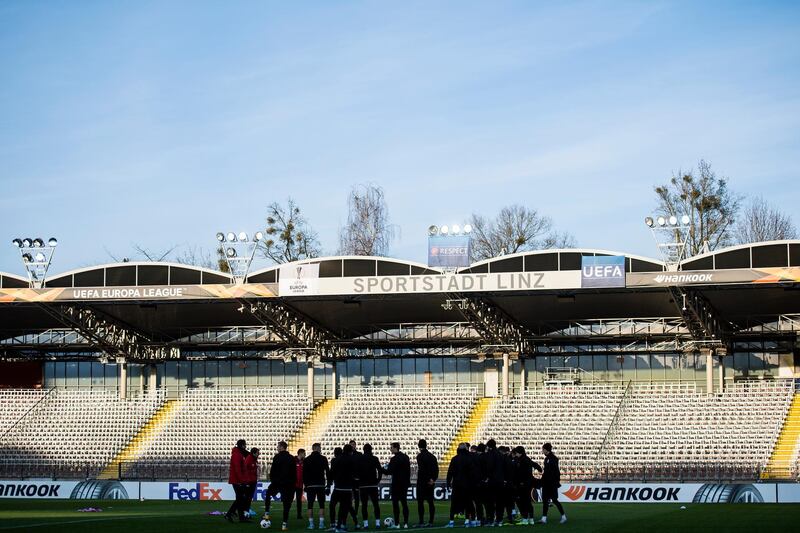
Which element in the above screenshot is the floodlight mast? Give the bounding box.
[428,222,472,274]
[12,236,58,288]
[215,230,263,284]
[644,214,693,271]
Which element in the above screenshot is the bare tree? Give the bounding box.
[263,198,321,263]
[734,196,797,244]
[104,243,179,263]
[468,205,576,261]
[338,184,397,256]
[654,160,742,256]
[174,246,219,270]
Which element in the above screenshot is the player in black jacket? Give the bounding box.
[382,442,411,528]
[498,446,515,525]
[445,444,475,528]
[539,443,566,524]
[358,443,383,529]
[479,439,505,526]
[329,447,343,529]
[263,441,296,531]
[348,440,362,528]
[511,446,539,525]
[304,442,330,530]
[332,444,358,532]
[471,444,486,526]
[415,439,439,527]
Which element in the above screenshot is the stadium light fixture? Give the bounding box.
[11,235,58,288]
[451,224,461,235]
[463,224,472,234]
[215,228,263,284]
[440,225,449,235]
[644,213,693,270]
[428,225,439,236]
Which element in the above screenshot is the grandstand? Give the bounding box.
[0,240,799,483]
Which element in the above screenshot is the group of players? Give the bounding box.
[225,438,566,530]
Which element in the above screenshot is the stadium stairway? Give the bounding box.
[441,397,495,464]
[762,392,800,480]
[98,399,180,480]
[287,399,344,455]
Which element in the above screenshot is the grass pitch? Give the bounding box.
[1,500,799,532]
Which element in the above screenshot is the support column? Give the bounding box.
[139,365,146,394]
[705,350,714,395]
[331,363,338,399]
[502,352,510,398]
[718,356,725,392]
[148,364,157,391]
[520,360,527,393]
[118,359,127,400]
[307,362,315,401]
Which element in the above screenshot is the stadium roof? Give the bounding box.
[0,241,798,358]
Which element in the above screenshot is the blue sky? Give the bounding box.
[1,0,798,276]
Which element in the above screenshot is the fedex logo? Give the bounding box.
[169,483,223,501]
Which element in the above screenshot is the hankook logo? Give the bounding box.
[653,273,713,284]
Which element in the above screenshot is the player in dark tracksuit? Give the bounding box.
[415,439,439,526]
[357,443,383,529]
[304,443,330,530]
[539,443,566,524]
[264,441,297,529]
[331,444,358,531]
[348,440,362,528]
[511,446,538,524]
[470,444,486,525]
[479,440,505,526]
[382,442,411,527]
[498,446,515,524]
[445,444,476,527]
[329,447,343,528]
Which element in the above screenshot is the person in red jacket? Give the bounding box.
[295,449,306,519]
[245,448,261,516]
[225,439,249,522]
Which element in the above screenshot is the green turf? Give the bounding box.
[1,500,799,532]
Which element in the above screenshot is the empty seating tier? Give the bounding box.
[0,389,47,434]
[319,386,478,470]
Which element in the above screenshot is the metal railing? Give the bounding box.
[595,380,632,468]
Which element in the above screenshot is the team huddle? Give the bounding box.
[225,438,566,530]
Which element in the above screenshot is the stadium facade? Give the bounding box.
[0,240,799,485]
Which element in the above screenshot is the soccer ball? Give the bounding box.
[260,519,272,528]
[384,517,395,527]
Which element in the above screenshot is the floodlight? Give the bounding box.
[32,238,44,248]
[216,232,225,242]
[428,225,439,236]
[48,238,58,247]
[12,238,22,248]
[254,231,264,241]
[21,238,32,247]
[669,215,678,226]
[451,224,461,235]
[440,225,449,235]
[656,216,666,227]
[21,253,32,263]
[681,215,690,225]
[34,252,46,262]
[226,247,236,258]
[238,232,248,242]
[644,217,654,228]
[463,224,472,234]
[226,232,236,242]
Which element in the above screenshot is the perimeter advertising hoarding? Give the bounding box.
[428,235,471,268]
[4,480,800,503]
[278,263,320,296]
